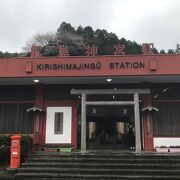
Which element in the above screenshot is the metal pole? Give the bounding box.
[81,93,86,152]
[134,93,141,153]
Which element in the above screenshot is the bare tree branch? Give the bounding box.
[23,32,58,52]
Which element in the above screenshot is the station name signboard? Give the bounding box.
[36,61,145,71]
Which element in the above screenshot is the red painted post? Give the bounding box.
[10,135,21,169]
[142,94,154,151]
[33,84,44,145]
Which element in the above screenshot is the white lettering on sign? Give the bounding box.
[12,142,18,146]
[12,152,18,155]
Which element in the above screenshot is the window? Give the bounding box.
[54,112,63,134]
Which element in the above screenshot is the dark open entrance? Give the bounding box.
[86,105,135,150]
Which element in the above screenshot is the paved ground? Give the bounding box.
[0,166,15,179]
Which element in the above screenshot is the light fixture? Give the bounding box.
[142,106,159,112]
[153,94,158,99]
[123,109,127,115]
[92,108,96,114]
[33,79,39,83]
[112,95,115,99]
[106,78,112,82]
[163,87,170,93]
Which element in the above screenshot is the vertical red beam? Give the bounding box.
[71,103,78,149]
[33,84,44,145]
[142,94,154,151]
[41,111,46,145]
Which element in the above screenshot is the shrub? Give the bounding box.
[0,135,11,165]
[20,135,33,163]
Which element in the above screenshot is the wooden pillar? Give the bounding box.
[142,94,154,151]
[81,93,86,152]
[134,93,141,153]
[35,84,44,109]
[34,84,44,145]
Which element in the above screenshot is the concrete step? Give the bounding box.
[29,152,180,159]
[21,162,180,169]
[15,152,180,179]
[15,173,180,180]
[18,167,180,175]
[26,157,180,164]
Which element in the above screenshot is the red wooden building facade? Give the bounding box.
[1,45,180,152]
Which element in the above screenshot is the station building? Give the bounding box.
[0,44,180,153]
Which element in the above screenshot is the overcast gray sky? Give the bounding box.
[0,0,179,52]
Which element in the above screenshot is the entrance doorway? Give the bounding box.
[71,88,150,153]
[87,106,135,150]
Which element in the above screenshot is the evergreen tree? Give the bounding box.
[167,49,175,54]
[23,21,160,56]
[160,49,166,54]
[0,51,19,58]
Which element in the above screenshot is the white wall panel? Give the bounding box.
[45,107,72,144]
